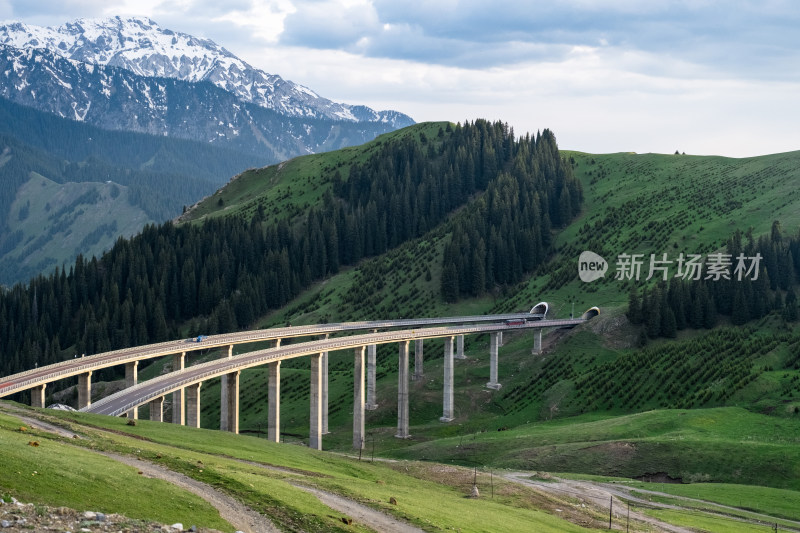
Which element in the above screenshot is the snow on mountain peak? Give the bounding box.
[0,16,412,125]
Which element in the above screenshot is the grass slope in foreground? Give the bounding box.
[0,402,611,532]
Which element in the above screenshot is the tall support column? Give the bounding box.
[186,383,202,428]
[149,396,164,422]
[413,339,424,381]
[396,341,410,439]
[222,371,240,434]
[486,332,502,390]
[274,338,282,348]
[77,371,92,409]
[310,353,323,450]
[31,384,46,409]
[322,334,330,434]
[498,331,504,347]
[441,336,455,422]
[455,334,467,360]
[353,346,366,450]
[172,352,186,425]
[125,361,139,419]
[268,361,281,442]
[533,329,543,354]
[366,343,378,410]
[125,361,139,388]
[220,346,234,430]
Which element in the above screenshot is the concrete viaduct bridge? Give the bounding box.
[0,304,595,450]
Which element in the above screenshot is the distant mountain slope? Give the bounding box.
[0,129,225,286]
[1,172,152,286]
[0,44,409,160]
[0,16,411,126]
[0,95,268,184]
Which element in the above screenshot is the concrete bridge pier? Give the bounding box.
[533,329,543,354]
[149,396,164,422]
[31,384,46,408]
[172,352,186,425]
[440,336,455,422]
[486,332,502,390]
[322,334,330,434]
[221,370,240,434]
[124,361,138,419]
[366,342,378,410]
[274,338,282,348]
[310,353,323,450]
[396,341,410,439]
[78,371,93,409]
[186,383,202,428]
[220,345,234,430]
[413,339,424,381]
[498,331,504,347]
[353,346,366,450]
[455,334,467,360]
[268,361,281,442]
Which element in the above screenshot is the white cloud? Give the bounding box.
[1,0,799,157]
[208,0,294,44]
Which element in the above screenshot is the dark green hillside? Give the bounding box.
[0,120,581,382]
[0,133,220,286]
[500,149,800,314]
[222,146,800,483]
[3,122,800,494]
[0,94,276,286]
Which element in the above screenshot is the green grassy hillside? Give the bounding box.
[0,403,608,532]
[11,121,799,506]
[385,406,800,490]
[173,137,800,493]
[504,149,800,313]
[179,121,450,225]
[3,172,153,284]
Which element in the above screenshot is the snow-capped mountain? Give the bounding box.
[0,16,412,127]
[0,43,406,159]
[0,17,414,160]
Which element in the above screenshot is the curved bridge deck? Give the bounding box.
[1,311,590,451]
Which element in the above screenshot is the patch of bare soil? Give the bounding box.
[103,452,280,533]
[382,461,606,530]
[290,483,425,533]
[586,310,640,349]
[581,440,638,461]
[504,473,697,533]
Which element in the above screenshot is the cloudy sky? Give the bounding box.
[2,0,799,157]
